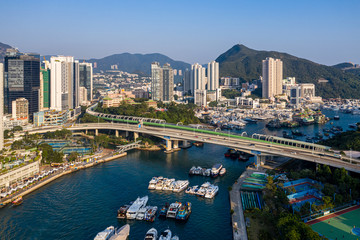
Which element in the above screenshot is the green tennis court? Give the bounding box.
[311,208,360,240]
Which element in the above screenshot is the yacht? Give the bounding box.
[155,178,164,190]
[171,236,179,240]
[172,180,189,193]
[144,228,158,240]
[163,178,175,191]
[211,163,223,177]
[148,177,158,190]
[94,226,115,240]
[166,202,182,218]
[126,196,148,219]
[144,206,158,222]
[204,169,211,177]
[159,229,172,240]
[189,166,196,175]
[136,206,149,220]
[109,224,130,240]
[205,185,219,199]
[219,168,226,176]
[117,203,132,219]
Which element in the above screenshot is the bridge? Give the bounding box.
[116,141,142,153]
[27,121,360,173]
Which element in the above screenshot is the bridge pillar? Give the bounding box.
[165,139,172,152]
[173,140,180,150]
[182,140,191,148]
[126,131,129,137]
[134,132,139,141]
[95,129,98,136]
[115,130,119,138]
[254,154,266,168]
[85,130,88,135]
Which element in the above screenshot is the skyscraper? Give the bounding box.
[0,63,4,150]
[207,61,219,91]
[79,62,93,102]
[151,62,174,102]
[262,57,283,99]
[50,56,80,111]
[40,67,50,110]
[4,49,40,117]
[191,63,206,93]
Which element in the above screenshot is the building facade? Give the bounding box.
[194,89,207,107]
[300,83,315,99]
[0,160,40,188]
[33,109,69,127]
[79,62,93,102]
[207,61,219,91]
[151,62,174,102]
[191,63,206,93]
[12,98,29,120]
[4,49,40,117]
[262,57,283,99]
[0,63,4,150]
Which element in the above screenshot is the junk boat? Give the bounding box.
[166,202,182,218]
[144,206,158,222]
[211,164,223,177]
[144,228,158,240]
[12,196,23,206]
[109,224,130,240]
[94,226,115,240]
[126,196,148,219]
[175,202,191,221]
[159,203,169,218]
[159,229,172,240]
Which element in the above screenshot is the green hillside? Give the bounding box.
[216,44,360,98]
[0,42,13,63]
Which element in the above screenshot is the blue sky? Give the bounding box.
[1,0,359,65]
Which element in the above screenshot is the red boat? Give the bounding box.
[12,196,23,206]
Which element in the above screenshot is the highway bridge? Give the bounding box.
[27,121,360,173]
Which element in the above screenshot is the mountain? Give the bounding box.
[88,53,190,75]
[0,42,13,63]
[332,62,355,69]
[216,44,360,98]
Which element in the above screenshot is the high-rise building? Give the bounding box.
[151,62,174,102]
[300,83,315,99]
[50,56,80,111]
[79,86,88,105]
[262,57,283,99]
[0,63,4,150]
[183,69,191,94]
[207,61,219,91]
[40,67,50,110]
[194,89,207,107]
[191,63,206,93]
[12,98,29,120]
[4,49,40,117]
[79,62,93,102]
[290,85,301,108]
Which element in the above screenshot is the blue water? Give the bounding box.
[0,144,248,240]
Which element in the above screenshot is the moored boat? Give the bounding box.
[211,163,223,177]
[205,185,219,199]
[148,177,158,190]
[166,202,182,218]
[144,228,158,240]
[172,180,189,193]
[12,196,23,206]
[171,236,179,240]
[159,229,172,240]
[117,203,132,219]
[175,202,191,221]
[136,206,149,220]
[189,166,196,175]
[109,224,130,240]
[126,196,148,219]
[159,203,169,218]
[219,168,226,176]
[94,226,115,240]
[144,206,158,222]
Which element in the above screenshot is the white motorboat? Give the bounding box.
[109,224,130,240]
[171,236,179,240]
[159,229,172,240]
[204,169,211,177]
[126,196,148,219]
[219,168,226,176]
[155,179,164,190]
[144,206,158,222]
[166,202,182,218]
[163,178,175,191]
[211,163,223,177]
[189,166,196,175]
[172,180,189,193]
[185,185,198,195]
[195,187,206,197]
[148,177,158,190]
[136,206,149,220]
[205,185,219,199]
[94,226,115,240]
[144,228,158,240]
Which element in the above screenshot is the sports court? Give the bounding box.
[308,205,360,240]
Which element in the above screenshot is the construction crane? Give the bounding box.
[43,56,49,69]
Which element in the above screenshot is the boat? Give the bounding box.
[195,186,206,197]
[171,236,179,240]
[175,202,191,221]
[166,202,182,218]
[12,196,23,206]
[205,185,219,199]
[144,206,158,222]
[334,115,340,120]
[136,206,149,220]
[172,180,189,193]
[117,203,132,219]
[163,178,175,191]
[349,123,357,129]
[159,229,172,240]
[204,169,211,177]
[211,164,223,177]
[155,178,164,190]
[126,196,148,219]
[193,141,204,147]
[291,130,304,136]
[189,166,196,175]
[159,203,169,218]
[109,224,130,240]
[244,118,257,123]
[144,228,158,240]
[219,168,226,176]
[94,226,115,240]
[148,177,158,190]
[185,185,198,194]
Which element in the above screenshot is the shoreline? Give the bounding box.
[0,152,127,206]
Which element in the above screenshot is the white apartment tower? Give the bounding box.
[191,63,206,93]
[207,61,219,91]
[0,64,4,150]
[262,57,283,99]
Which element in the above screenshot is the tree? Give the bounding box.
[174,94,178,100]
[209,101,218,107]
[68,152,79,162]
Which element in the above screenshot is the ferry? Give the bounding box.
[144,228,158,240]
[12,196,23,206]
[136,206,149,220]
[144,206,158,222]
[94,226,115,240]
[211,164,223,177]
[159,203,169,218]
[172,180,189,193]
[117,203,132,219]
[205,185,219,199]
[126,196,148,219]
[219,168,226,176]
[109,224,130,240]
[166,202,182,218]
[148,177,158,190]
[159,229,172,240]
[175,202,191,221]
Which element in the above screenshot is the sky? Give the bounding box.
[1,0,359,65]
